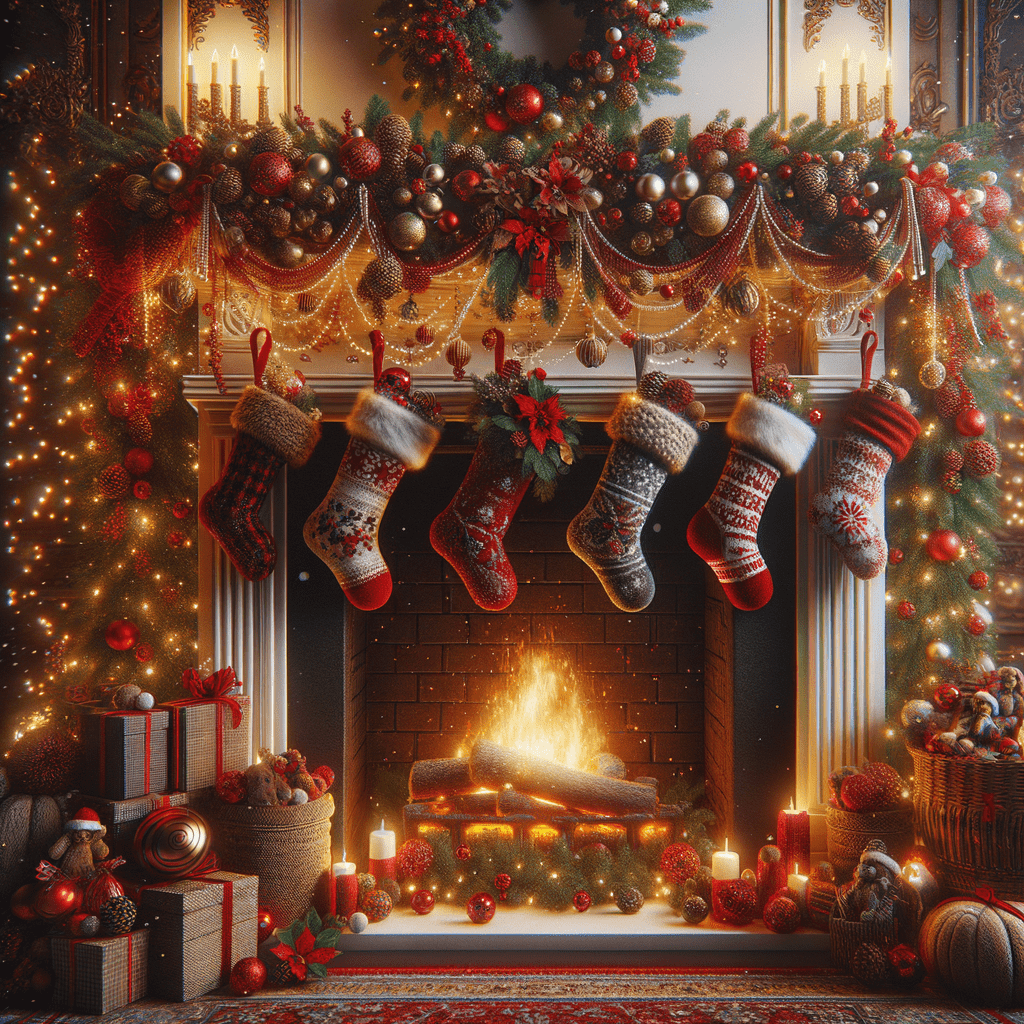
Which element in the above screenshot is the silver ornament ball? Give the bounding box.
[605,27,623,43]
[423,163,445,185]
[415,191,444,219]
[670,170,700,199]
[305,153,331,179]
[659,147,676,164]
[151,161,184,193]
[925,640,953,662]
[635,173,666,202]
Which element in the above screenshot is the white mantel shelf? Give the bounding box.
[335,902,830,952]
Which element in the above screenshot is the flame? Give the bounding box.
[480,650,603,770]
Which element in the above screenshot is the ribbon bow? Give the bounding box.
[179,667,243,728]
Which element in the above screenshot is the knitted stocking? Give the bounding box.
[808,390,919,580]
[304,388,441,611]
[430,436,533,611]
[199,386,321,582]
[568,394,699,611]
[687,393,816,611]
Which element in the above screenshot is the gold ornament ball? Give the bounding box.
[829,150,844,165]
[635,173,666,202]
[415,192,444,219]
[659,148,676,164]
[541,111,564,134]
[576,334,608,368]
[151,161,184,193]
[580,186,603,211]
[287,172,315,203]
[925,640,952,661]
[305,153,331,179]
[873,208,887,223]
[614,81,639,110]
[605,26,623,42]
[705,172,734,199]
[628,268,654,295]
[595,61,615,84]
[685,400,706,420]
[584,98,597,112]
[701,149,728,175]
[423,163,446,185]
[389,211,427,251]
[393,187,413,206]
[670,170,700,199]
[351,126,365,138]
[893,149,912,167]
[273,239,305,267]
[919,359,946,389]
[686,194,730,237]
[445,338,472,371]
[977,170,998,186]
[223,142,242,161]
[333,175,349,193]
[157,273,197,314]
[630,231,653,256]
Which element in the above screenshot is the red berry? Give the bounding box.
[617,151,638,172]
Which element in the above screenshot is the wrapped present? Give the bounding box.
[52,929,148,1014]
[79,704,169,800]
[162,668,250,791]
[74,791,193,856]
[135,869,257,1001]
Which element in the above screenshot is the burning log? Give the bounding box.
[497,788,564,818]
[469,740,658,817]
[408,757,476,801]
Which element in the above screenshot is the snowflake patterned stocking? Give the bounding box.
[568,394,699,611]
[808,390,919,580]
[304,388,440,611]
[687,393,817,611]
[200,386,321,582]
[430,435,534,611]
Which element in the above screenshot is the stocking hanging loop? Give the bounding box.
[249,327,273,387]
[860,330,879,390]
[369,330,385,384]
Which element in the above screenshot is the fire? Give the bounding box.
[480,650,603,771]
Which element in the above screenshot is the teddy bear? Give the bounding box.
[956,690,1002,751]
[47,807,110,878]
[988,666,1024,744]
[839,844,900,925]
[242,761,293,806]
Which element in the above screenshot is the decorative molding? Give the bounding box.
[911,11,938,40]
[188,0,269,51]
[910,59,946,132]
[980,0,1024,148]
[803,0,887,51]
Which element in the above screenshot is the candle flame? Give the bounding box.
[259,56,265,70]
[212,49,219,60]
[842,44,849,59]
[231,44,239,58]
[188,51,193,66]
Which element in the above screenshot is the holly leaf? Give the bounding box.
[526,374,545,401]
[533,451,557,482]
[276,922,302,949]
[491,413,518,432]
[932,239,953,272]
[522,446,540,476]
[315,928,343,949]
[307,961,328,980]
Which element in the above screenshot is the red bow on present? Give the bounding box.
[179,667,243,728]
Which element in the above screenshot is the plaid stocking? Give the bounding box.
[568,394,699,611]
[687,393,816,611]
[304,388,440,611]
[199,386,320,582]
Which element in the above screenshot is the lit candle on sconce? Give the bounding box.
[229,45,242,124]
[211,49,219,85]
[259,56,266,88]
[258,57,270,124]
[818,60,826,88]
[841,44,849,85]
[187,49,195,85]
[231,44,239,86]
[210,49,222,116]
[884,54,893,120]
[840,44,851,124]
[369,819,397,880]
[186,51,198,132]
[859,50,867,85]
[857,50,868,121]
[816,60,827,123]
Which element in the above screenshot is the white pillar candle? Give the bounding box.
[333,860,356,877]
[885,54,892,87]
[787,863,809,904]
[859,51,867,85]
[259,56,266,88]
[711,838,740,880]
[841,45,849,86]
[210,49,219,85]
[187,50,195,85]
[818,60,826,88]
[230,45,239,87]
[369,820,396,861]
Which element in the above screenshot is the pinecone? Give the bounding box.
[376,114,413,176]
[934,379,962,418]
[831,220,864,255]
[964,439,999,476]
[830,162,860,197]
[640,116,675,152]
[792,163,828,203]
[809,193,839,223]
[704,119,728,137]
[866,253,892,283]
[100,896,137,935]
[856,232,882,261]
[628,269,654,295]
[249,125,292,156]
[497,136,525,165]
[362,254,404,299]
[510,430,528,448]
[615,886,644,914]
[120,174,149,211]
[406,150,427,176]
[638,371,668,399]
[266,205,292,238]
[614,81,639,111]
[212,167,244,205]
[850,941,889,986]
[473,205,500,233]
[844,151,870,173]
[466,145,487,169]
[128,413,152,446]
[99,464,131,500]
[441,142,466,168]
[630,202,654,225]
[139,190,169,219]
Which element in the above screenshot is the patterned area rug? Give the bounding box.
[2,967,1016,1023]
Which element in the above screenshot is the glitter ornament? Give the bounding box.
[968,570,989,591]
[888,943,926,986]
[660,842,701,885]
[925,529,962,562]
[955,407,987,437]
[615,886,644,914]
[466,892,496,924]
[897,601,916,620]
[763,894,801,933]
[982,185,1011,228]
[397,838,434,879]
[230,956,267,995]
[950,221,990,268]
[573,891,592,912]
[363,255,405,298]
[411,890,435,915]
[248,152,293,196]
[361,889,393,923]
[389,212,427,251]
[494,873,512,900]
[967,614,987,636]
[455,843,472,861]
[99,895,137,935]
[445,340,472,380]
[339,137,382,181]
[99,465,131,499]
[614,81,639,110]
[706,172,734,199]
[918,360,947,390]
[506,84,544,124]
[964,439,999,477]
[681,894,709,923]
[105,619,140,651]
[712,878,757,925]
[686,195,729,237]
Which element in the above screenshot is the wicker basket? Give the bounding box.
[908,746,1024,900]
[828,910,898,968]
[825,805,914,883]
[210,795,334,926]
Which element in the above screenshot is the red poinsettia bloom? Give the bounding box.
[513,392,568,452]
[495,207,570,258]
[271,925,336,982]
[528,156,592,216]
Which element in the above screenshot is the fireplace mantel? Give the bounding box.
[184,321,887,817]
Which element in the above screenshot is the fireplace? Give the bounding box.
[185,318,889,926]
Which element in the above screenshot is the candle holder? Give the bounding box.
[210,83,223,118]
[816,85,827,124]
[857,81,867,122]
[883,83,893,121]
[230,84,242,126]
[839,83,850,126]
[258,86,271,125]
[187,82,200,133]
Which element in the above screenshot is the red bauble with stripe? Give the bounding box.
[505,84,544,125]
[950,220,990,268]
[339,137,382,181]
[248,152,293,196]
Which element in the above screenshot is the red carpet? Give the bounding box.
[3,967,1018,1023]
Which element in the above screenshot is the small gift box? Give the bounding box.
[75,791,192,856]
[52,929,148,1014]
[79,704,169,800]
[162,668,250,792]
[135,869,258,1001]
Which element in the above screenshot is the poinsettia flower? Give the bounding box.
[494,208,570,258]
[271,925,336,982]
[527,157,593,215]
[513,392,567,452]
[480,161,530,212]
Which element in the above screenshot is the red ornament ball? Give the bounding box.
[573,890,592,913]
[897,600,916,620]
[967,614,987,636]
[916,187,951,240]
[982,185,1011,229]
[133,480,151,500]
[230,956,267,996]
[494,872,512,900]
[657,198,681,225]
[99,464,131,500]
[505,84,544,124]
[763,894,802,934]
[887,943,926,986]
[659,842,701,885]
[452,169,483,202]
[964,439,999,477]
[712,878,758,925]
[123,448,153,476]
[723,127,750,154]
[484,109,510,132]
[411,889,435,915]
[777,163,794,181]
[11,883,40,921]
[362,889,393,923]
[933,683,960,712]
[437,210,460,234]
[659,284,675,299]
[167,530,187,548]
[35,877,82,919]
[216,769,248,804]
[735,160,759,183]
[378,366,412,393]
[248,152,293,196]
[172,500,193,519]
[339,137,382,181]
[808,408,823,425]
[950,220,990,268]
[455,843,471,861]
[105,619,140,651]
[955,407,987,437]
[925,528,962,562]
[397,838,434,880]
[257,907,275,942]
[889,548,904,565]
[617,151,639,172]
[968,570,989,591]
[466,891,496,924]
[134,642,153,662]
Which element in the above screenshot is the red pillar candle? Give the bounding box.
[755,844,789,913]
[334,860,359,920]
[368,820,397,881]
[776,802,810,876]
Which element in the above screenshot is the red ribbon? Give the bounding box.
[91,708,155,797]
[932,886,1024,924]
[179,668,243,727]
[860,330,879,390]
[166,668,242,789]
[249,327,273,387]
[370,330,385,383]
[66,929,136,1008]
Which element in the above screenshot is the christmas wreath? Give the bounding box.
[374,0,710,139]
